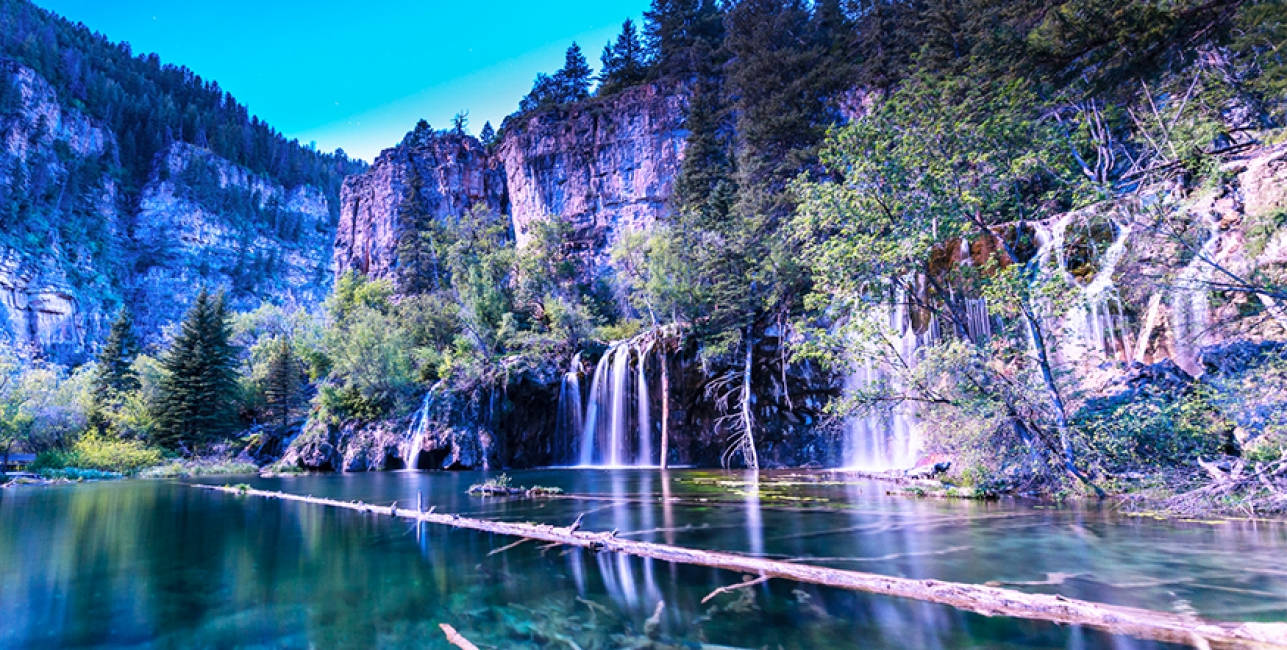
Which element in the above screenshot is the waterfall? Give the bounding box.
[1170,216,1221,374]
[608,344,631,467]
[578,351,613,466]
[842,288,936,471]
[556,354,584,465]
[402,387,436,469]
[576,334,657,467]
[1068,218,1134,362]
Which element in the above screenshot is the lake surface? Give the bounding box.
[3,469,1285,648]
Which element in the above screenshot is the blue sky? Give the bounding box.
[36,0,648,161]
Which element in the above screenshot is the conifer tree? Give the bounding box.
[555,43,593,102]
[93,307,140,396]
[154,289,240,451]
[643,0,723,76]
[479,121,496,147]
[599,19,648,94]
[263,337,303,431]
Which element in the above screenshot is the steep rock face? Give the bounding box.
[0,60,118,357]
[333,134,505,288]
[497,82,687,256]
[0,60,337,358]
[131,142,333,332]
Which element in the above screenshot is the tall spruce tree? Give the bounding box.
[93,307,140,396]
[600,19,648,94]
[479,121,496,147]
[555,43,593,101]
[262,337,303,431]
[154,289,240,451]
[643,0,723,77]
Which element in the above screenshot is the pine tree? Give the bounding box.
[451,111,468,135]
[643,0,723,77]
[154,289,241,451]
[479,121,496,147]
[93,307,139,396]
[555,43,593,102]
[600,19,648,94]
[262,337,302,431]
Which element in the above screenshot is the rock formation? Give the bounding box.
[333,133,505,288]
[333,82,688,286]
[0,60,339,359]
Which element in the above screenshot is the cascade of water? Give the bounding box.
[575,335,659,467]
[556,354,584,465]
[842,286,935,471]
[608,345,631,467]
[578,351,614,466]
[402,388,436,469]
[1171,216,1221,375]
[1068,219,1135,362]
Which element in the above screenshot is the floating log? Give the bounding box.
[193,484,1287,649]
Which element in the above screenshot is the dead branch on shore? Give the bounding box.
[193,483,1287,649]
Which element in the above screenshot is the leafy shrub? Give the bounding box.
[33,432,165,475]
[1073,386,1230,472]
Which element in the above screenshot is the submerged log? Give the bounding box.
[193,484,1287,649]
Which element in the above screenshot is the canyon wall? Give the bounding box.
[0,60,338,360]
[333,82,688,287]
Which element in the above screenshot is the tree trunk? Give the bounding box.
[741,324,758,470]
[659,344,670,470]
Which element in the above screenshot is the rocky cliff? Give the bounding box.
[496,82,687,254]
[333,133,505,288]
[333,82,687,284]
[0,60,338,359]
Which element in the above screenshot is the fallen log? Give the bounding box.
[193,483,1287,649]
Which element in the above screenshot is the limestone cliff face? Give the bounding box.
[496,82,688,254]
[0,60,118,357]
[333,82,688,285]
[334,134,505,288]
[0,60,337,358]
[131,142,333,331]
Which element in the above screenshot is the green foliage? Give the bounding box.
[520,43,593,112]
[32,430,164,474]
[93,307,139,396]
[1073,387,1229,472]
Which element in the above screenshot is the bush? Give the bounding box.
[33,432,166,475]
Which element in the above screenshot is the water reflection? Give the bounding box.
[3,472,1277,648]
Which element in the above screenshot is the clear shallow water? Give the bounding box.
[1,469,1283,648]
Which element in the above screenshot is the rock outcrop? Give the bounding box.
[131,142,333,331]
[0,60,339,358]
[333,133,505,288]
[496,82,687,255]
[333,82,688,285]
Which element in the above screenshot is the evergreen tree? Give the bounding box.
[555,43,593,101]
[599,19,648,94]
[643,0,723,77]
[479,121,496,147]
[394,167,445,294]
[93,307,140,396]
[154,289,240,451]
[451,111,468,135]
[262,337,303,431]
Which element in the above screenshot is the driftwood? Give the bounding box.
[438,623,479,650]
[194,484,1287,649]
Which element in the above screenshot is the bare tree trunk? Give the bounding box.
[741,324,759,470]
[659,344,670,470]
